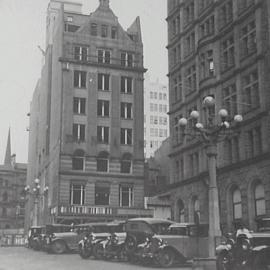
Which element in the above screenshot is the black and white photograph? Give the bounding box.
[0,0,270,269]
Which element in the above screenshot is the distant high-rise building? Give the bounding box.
[0,129,26,229]
[167,0,270,232]
[144,75,169,158]
[26,0,152,228]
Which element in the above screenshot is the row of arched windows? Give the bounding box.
[231,182,266,220]
[71,149,132,173]
[175,182,266,228]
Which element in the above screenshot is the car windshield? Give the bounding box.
[151,223,172,235]
[93,225,109,233]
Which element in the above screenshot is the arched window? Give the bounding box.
[177,199,185,222]
[97,151,109,172]
[232,188,242,220]
[194,198,200,224]
[72,149,85,170]
[2,192,8,202]
[120,153,132,173]
[254,183,266,216]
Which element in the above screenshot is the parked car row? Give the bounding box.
[27,218,209,267]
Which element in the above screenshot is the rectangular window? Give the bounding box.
[240,20,256,58]
[120,102,132,119]
[101,25,108,37]
[120,76,132,93]
[221,36,234,71]
[184,31,195,57]
[95,184,110,205]
[72,156,84,170]
[120,128,132,145]
[222,84,237,116]
[97,49,111,64]
[119,186,133,207]
[242,70,259,113]
[73,97,86,114]
[97,100,109,117]
[199,15,214,39]
[219,0,233,28]
[70,184,85,205]
[72,124,85,141]
[98,73,110,90]
[200,50,214,80]
[184,1,195,26]
[97,126,109,144]
[185,65,197,95]
[91,23,97,36]
[74,46,88,61]
[121,52,134,67]
[238,0,254,13]
[111,26,117,39]
[74,71,87,88]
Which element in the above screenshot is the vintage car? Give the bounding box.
[41,224,72,251]
[78,221,126,259]
[124,218,174,257]
[47,223,94,254]
[137,222,208,267]
[27,226,45,250]
[216,230,270,270]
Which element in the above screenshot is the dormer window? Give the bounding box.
[91,23,97,36]
[111,26,117,39]
[101,25,108,37]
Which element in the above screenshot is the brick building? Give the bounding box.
[26,0,152,228]
[0,130,26,229]
[167,0,270,233]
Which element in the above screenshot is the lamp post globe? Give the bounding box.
[178,117,188,127]
[218,109,228,118]
[203,96,215,107]
[34,178,40,185]
[190,110,200,119]
[234,114,243,123]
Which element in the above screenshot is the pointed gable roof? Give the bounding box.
[4,128,11,166]
[127,16,142,43]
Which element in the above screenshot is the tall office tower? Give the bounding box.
[26,0,152,228]
[144,75,169,158]
[167,0,270,232]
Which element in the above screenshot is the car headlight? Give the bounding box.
[83,236,88,241]
[242,244,248,250]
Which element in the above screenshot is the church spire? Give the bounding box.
[4,128,11,166]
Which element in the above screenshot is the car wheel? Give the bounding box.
[125,235,137,253]
[253,254,268,270]
[216,253,231,270]
[79,246,92,259]
[93,243,104,260]
[156,249,175,268]
[51,241,67,254]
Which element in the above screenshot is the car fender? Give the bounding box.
[50,238,67,246]
[252,245,269,252]
[78,239,84,248]
[216,244,231,255]
[158,244,186,261]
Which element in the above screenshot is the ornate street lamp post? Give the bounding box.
[178,96,243,257]
[24,178,49,226]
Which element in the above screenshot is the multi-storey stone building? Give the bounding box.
[26,0,151,228]
[0,130,26,229]
[167,0,270,233]
[144,75,169,158]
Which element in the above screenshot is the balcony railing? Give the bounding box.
[60,52,143,70]
[51,205,153,218]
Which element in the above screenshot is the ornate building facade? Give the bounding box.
[0,130,26,229]
[26,0,151,228]
[167,0,270,233]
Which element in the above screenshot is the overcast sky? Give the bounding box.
[0,0,168,163]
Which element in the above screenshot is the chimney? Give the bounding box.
[99,0,110,8]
